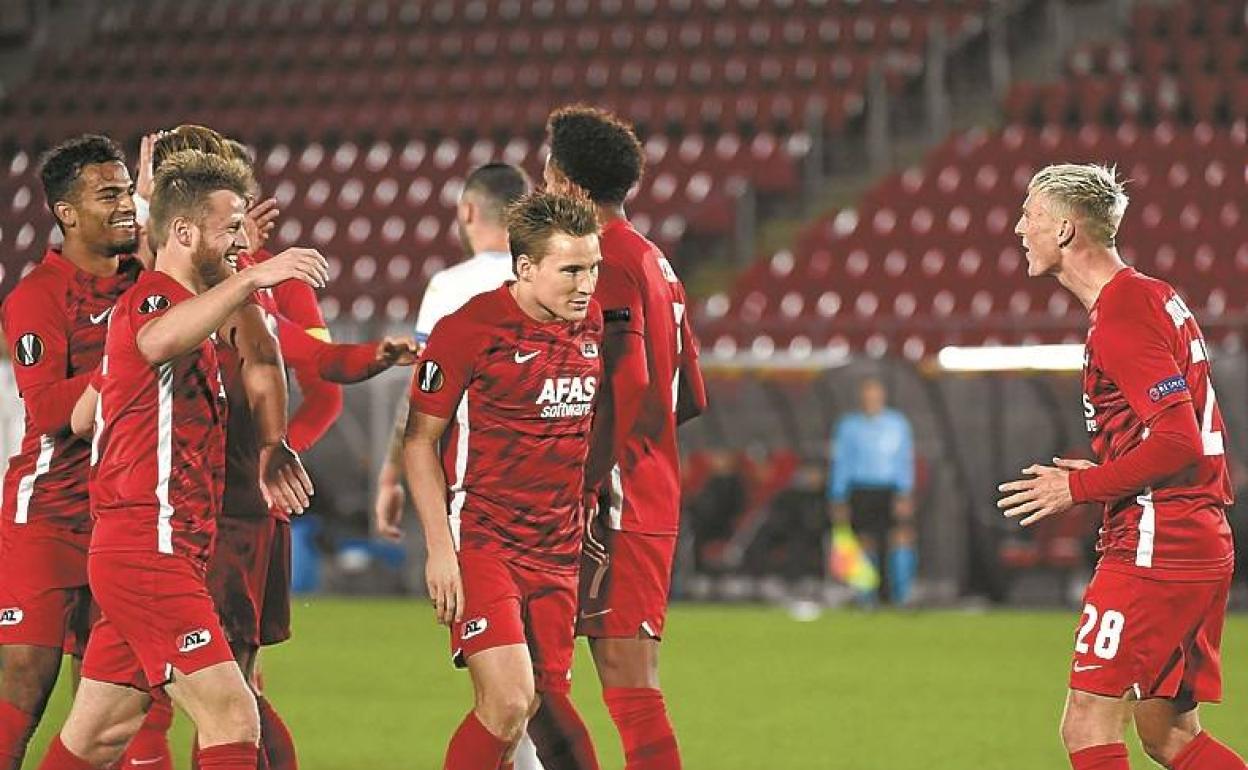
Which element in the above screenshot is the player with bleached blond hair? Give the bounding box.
[1000,163,1245,770]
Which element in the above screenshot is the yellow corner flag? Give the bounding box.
[829,524,879,594]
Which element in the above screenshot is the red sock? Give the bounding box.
[35,735,97,770]
[257,697,297,770]
[444,711,509,770]
[119,694,174,770]
[527,691,599,770]
[194,742,257,770]
[0,701,37,770]
[1069,743,1129,770]
[602,688,680,770]
[1171,732,1248,770]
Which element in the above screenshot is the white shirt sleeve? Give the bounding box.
[0,362,22,475]
[414,273,449,343]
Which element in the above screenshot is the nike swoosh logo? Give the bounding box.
[129,758,165,766]
[514,350,539,363]
[89,307,114,325]
[1072,663,1103,673]
[579,608,612,620]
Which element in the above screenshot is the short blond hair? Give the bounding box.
[1028,163,1128,247]
[150,149,252,247]
[506,190,599,270]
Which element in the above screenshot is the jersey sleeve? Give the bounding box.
[1096,293,1191,424]
[286,365,343,452]
[594,260,645,339]
[126,282,186,334]
[3,281,71,397]
[408,313,479,418]
[270,264,329,340]
[2,281,90,435]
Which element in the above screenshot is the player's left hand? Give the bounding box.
[997,464,1074,526]
[244,197,280,254]
[375,336,420,368]
[259,441,315,515]
[582,491,609,566]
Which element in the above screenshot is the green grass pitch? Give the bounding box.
[21,600,1248,769]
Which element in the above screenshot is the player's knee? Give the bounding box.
[196,688,260,744]
[1059,700,1097,752]
[0,647,62,713]
[479,687,536,741]
[592,641,657,689]
[1060,693,1123,753]
[78,710,148,767]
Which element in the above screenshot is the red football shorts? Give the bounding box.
[450,547,579,694]
[207,516,292,648]
[82,551,235,690]
[576,529,676,640]
[1069,566,1231,703]
[0,524,96,656]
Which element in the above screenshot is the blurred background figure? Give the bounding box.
[828,376,917,606]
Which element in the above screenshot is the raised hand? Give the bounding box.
[244,197,280,254]
[244,247,329,290]
[135,132,162,201]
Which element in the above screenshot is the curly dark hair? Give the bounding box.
[546,105,644,205]
[38,134,127,227]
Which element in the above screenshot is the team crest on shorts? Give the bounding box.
[0,608,23,626]
[461,617,488,640]
[417,360,444,393]
[178,628,212,652]
[14,333,43,366]
[139,295,171,314]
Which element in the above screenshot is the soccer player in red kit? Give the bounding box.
[115,125,416,770]
[999,164,1245,770]
[37,150,328,770]
[404,191,603,770]
[543,106,706,770]
[0,135,142,770]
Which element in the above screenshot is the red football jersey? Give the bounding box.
[409,285,603,574]
[1,249,140,532]
[1082,267,1234,579]
[218,250,332,522]
[90,270,228,564]
[591,219,702,535]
